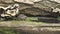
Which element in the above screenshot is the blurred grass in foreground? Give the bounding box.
[57,16,60,21]
[0,17,60,34]
[0,28,16,34]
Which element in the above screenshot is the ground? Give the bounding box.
[0,17,60,34]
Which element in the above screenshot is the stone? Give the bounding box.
[2,0,14,3]
[17,14,27,20]
[50,0,60,3]
[53,8,60,13]
[14,0,42,4]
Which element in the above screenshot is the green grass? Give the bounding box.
[57,16,60,21]
[0,17,45,34]
[0,17,38,22]
[25,17,38,21]
[0,17,60,34]
[0,28,17,34]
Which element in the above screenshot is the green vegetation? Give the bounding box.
[25,17,38,21]
[0,17,60,34]
[0,17,37,34]
[57,16,60,21]
[0,28,17,34]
